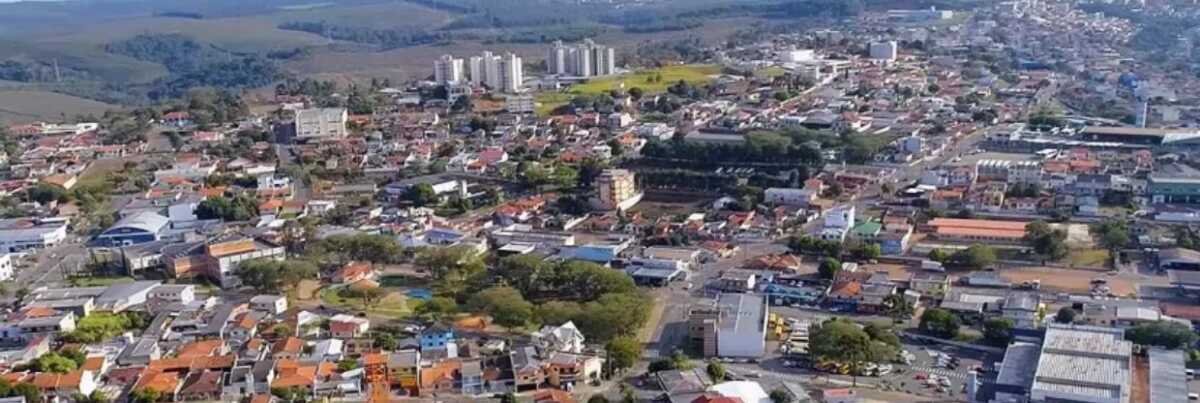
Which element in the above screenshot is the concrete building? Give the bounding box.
[594,169,642,211]
[714,294,768,358]
[0,218,68,253]
[549,39,616,77]
[434,54,464,84]
[990,324,1135,403]
[294,108,348,140]
[95,212,169,247]
[1149,164,1200,204]
[499,53,524,93]
[764,187,817,206]
[869,41,898,61]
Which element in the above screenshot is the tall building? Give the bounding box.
[551,39,616,77]
[467,55,485,86]
[499,53,524,93]
[869,41,898,61]
[294,108,348,140]
[433,54,464,84]
[547,41,568,75]
[595,169,642,210]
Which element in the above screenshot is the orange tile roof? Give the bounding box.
[82,357,104,372]
[147,355,235,372]
[136,370,180,394]
[419,359,461,390]
[274,337,303,355]
[176,340,223,358]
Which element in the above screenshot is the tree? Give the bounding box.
[919,308,961,339]
[1025,221,1069,262]
[810,319,892,386]
[468,286,533,328]
[1054,306,1077,324]
[1095,220,1130,254]
[706,361,726,382]
[928,248,951,264]
[237,259,318,293]
[406,183,438,207]
[196,195,259,221]
[983,318,1014,346]
[73,391,110,403]
[588,396,611,403]
[33,352,78,373]
[1125,320,1198,349]
[769,389,794,403]
[852,243,881,261]
[950,244,996,270]
[337,359,358,372]
[605,336,641,374]
[131,389,161,403]
[882,294,914,321]
[416,245,486,301]
[414,297,458,322]
[818,257,842,279]
[863,322,901,347]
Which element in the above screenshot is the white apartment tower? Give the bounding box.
[551,39,616,77]
[468,55,485,86]
[433,54,464,84]
[869,41,898,61]
[499,53,524,93]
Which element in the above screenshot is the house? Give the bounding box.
[272,337,304,361]
[908,272,951,299]
[333,261,375,284]
[747,254,802,272]
[178,370,223,401]
[250,295,287,315]
[510,346,544,391]
[329,314,371,339]
[1002,292,1041,329]
[544,352,602,388]
[460,359,484,395]
[419,359,461,396]
[388,350,420,396]
[531,322,585,354]
[420,325,457,358]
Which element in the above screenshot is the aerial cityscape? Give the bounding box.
[1,0,1200,402]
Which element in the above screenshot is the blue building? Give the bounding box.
[96,212,169,247]
[419,324,456,352]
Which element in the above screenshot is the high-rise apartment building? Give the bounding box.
[433,54,464,84]
[595,169,642,210]
[499,53,524,93]
[549,39,616,77]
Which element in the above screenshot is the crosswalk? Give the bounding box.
[910,366,971,381]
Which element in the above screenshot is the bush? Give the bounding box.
[919,308,961,339]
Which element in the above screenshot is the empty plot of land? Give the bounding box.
[1000,266,1134,295]
[0,90,117,124]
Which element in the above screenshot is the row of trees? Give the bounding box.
[928,244,997,270]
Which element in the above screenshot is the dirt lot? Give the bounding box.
[999,266,1135,296]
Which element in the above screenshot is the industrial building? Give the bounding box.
[688,294,768,358]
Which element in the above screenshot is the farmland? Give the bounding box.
[0,90,118,124]
[535,64,720,115]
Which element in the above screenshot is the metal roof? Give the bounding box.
[1149,348,1189,403]
[103,211,169,235]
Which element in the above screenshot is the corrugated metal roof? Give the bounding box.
[1149,348,1188,403]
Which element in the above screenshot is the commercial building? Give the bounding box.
[1159,248,1200,271]
[1032,324,1130,403]
[95,212,170,247]
[714,294,767,358]
[0,218,68,253]
[547,39,616,77]
[294,108,348,140]
[434,54,464,84]
[869,41,898,61]
[1149,164,1200,205]
[167,237,287,288]
[594,169,642,211]
[924,218,1028,244]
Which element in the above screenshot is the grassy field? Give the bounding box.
[77,159,127,189]
[0,90,118,124]
[535,64,720,116]
[69,276,135,287]
[1067,248,1111,268]
[319,285,413,319]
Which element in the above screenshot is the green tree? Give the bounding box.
[337,359,358,372]
[605,336,641,374]
[536,301,584,326]
[983,318,1014,346]
[1025,221,1069,262]
[810,319,893,386]
[131,389,161,403]
[1054,306,1076,324]
[919,308,961,339]
[468,286,533,328]
[1125,320,1198,349]
[928,248,951,263]
[196,194,259,221]
[882,294,914,322]
[414,297,458,322]
[950,244,997,270]
[500,393,518,403]
[406,183,438,207]
[416,246,487,301]
[818,257,842,279]
[33,352,78,373]
[706,361,726,382]
[588,396,611,403]
[237,259,318,293]
[1095,220,1130,254]
[769,389,794,403]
